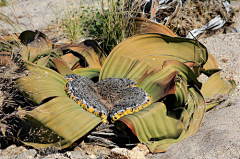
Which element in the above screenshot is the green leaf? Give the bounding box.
[162,60,202,89]
[36,55,51,66]
[17,73,66,105]
[24,60,67,85]
[100,33,208,81]
[134,17,177,37]
[96,21,101,26]
[51,47,64,57]
[118,83,206,153]
[73,68,100,79]
[61,53,81,69]
[185,85,206,136]
[164,76,188,108]
[201,72,236,110]
[46,51,63,70]
[55,40,107,69]
[17,61,67,104]
[119,102,184,152]
[183,61,201,77]
[22,97,101,149]
[53,58,74,76]
[136,69,177,102]
[202,53,221,76]
[201,72,235,98]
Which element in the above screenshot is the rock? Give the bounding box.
[64,151,89,159]
[16,149,37,159]
[79,142,111,158]
[73,146,86,153]
[1,145,27,156]
[89,154,97,158]
[132,144,149,156]
[40,153,68,159]
[111,148,145,159]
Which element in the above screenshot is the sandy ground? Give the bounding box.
[0,0,101,33]
[0,0,240,158]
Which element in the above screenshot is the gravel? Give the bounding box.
[200,33,240,99]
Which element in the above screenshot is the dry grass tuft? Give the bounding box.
[168,0,235,37]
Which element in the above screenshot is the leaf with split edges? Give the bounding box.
[100,33,208,81]
[22,97,101,149]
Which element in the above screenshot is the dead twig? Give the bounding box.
[87,135,119,148]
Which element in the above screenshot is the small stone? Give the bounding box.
[64,151,89,159]
[17,149,37,159]
[44,153,68,159]
[73,146,85,153]
[197,74,208,83]
[111,148,145,159]
[1,145,27,156]
[89,154,97,158]
[132,144,149,156]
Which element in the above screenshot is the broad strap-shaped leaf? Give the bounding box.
[183,61,201,77]
[35,51,63,67]
[118,82,206,153]
[184,85,206,136]
[167,84,206,137]
[150,85,205,153]
[19,30,52,62]
[100,58,156,82]
[164,76,188,108]
[54,40,106,69]
[24,60,67,85]
[17,73,66,105]
[119,102,184,152]
[162,60,202,89]
[200,72,236,110]
[53,58,74,76]
[201,72,235,98]
[204,101,222,111]
[22,96,101,149]
[136,68,177,102]
[16,61,67,104]
[61,53,81,69]
[36,55,51,67]
[134,17,177,37]
[100,33,208,81]
[44,51,63,70]
[202,53,221,76]
[73,68,100,79]
[144,135,186,153]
